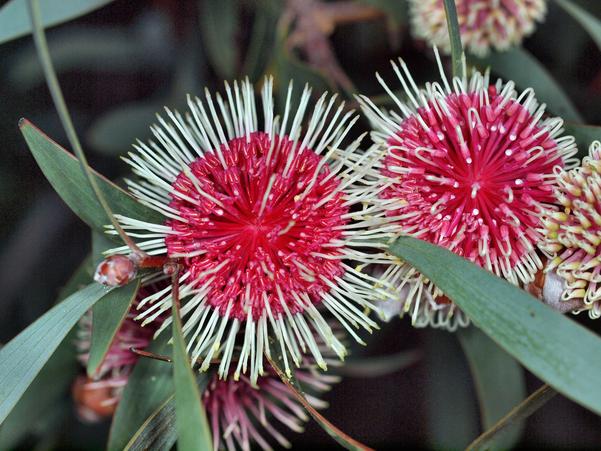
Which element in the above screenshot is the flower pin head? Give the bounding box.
[409,0,548,57]
[541,141,601,318]
[104,78,392,382]
[359,50,577,330]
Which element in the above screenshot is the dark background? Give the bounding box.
[2,0,601,449]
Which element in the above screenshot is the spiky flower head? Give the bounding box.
[74,304,155,421]
[541,141,601,319]
[107,78,391,382]
[205,352,340,451]
[409,0,547,57]
[359,51,577,330]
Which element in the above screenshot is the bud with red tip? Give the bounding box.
[93,254,137,287]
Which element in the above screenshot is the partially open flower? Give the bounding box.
[409,0,547,57]
[105,78,392,382]
[541,141,601,319]
[359,51,577,330]
[74,301,156,421]
[205,358,339,451]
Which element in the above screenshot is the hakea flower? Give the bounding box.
[73,304,156,421]
[409,0,547,57]
[541,141,601,319]
[205,354,340,451]
[77,295,342,450]
[105,78,392,382]
[359,50,578,330]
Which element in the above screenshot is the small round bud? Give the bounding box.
[94,255,137,287]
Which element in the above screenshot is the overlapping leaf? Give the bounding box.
[388,236,601,416]
[20,120,164,239]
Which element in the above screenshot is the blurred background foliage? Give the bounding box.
[2,0,601,449]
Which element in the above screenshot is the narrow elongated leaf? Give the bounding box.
[425,330,479,450]
[467,384,556,451]
[0,0,114,45]
[126,369,212,451]
[172,305,212,450]
[471,47,583,122]
[0,257,91,448]
[20,119,164,237]
[87,280,139,377]
[125,396,177,451]
[388,236,601,416]
[0,283,113,424]
[563,122,601,159]
[555,0,601,51]
[443,0,465,79]
[458,327,526,449]
[108,335,173,451]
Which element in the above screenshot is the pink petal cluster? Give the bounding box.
[111,78,387,381]
[360,55,577,329]
[409,0,547,56]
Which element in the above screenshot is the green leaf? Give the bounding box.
[0,257,91,449]
[467,384,556,451]
[20,119,164,238]
[108,334,173,451]
[172,303,212,450]
[443,0,465,79]
[87,280,139,377]
[125,396,177,451]
[388,236,601,416]
[0,283,114,424]
[0,0,114,45]
[470,47,583,122]
[125,367,212,451]
[563,121,601,159]
[555,0,601,51]
[199,0,238,79]
[268,338,373,451]
[425,330,479,450]
[458,327,526,449]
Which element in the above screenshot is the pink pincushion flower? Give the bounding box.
[541,141,601,319]
[106,78,391,382]
[205,366,339,451]
[409,0,547,57]
[360,52,577,330]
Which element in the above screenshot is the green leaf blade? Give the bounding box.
[388,236,601,416]
[443,0,465,79]
[0,283,114,424]
[171,306,212,450]
[458,327,526,449]
[87,280,140,377]
[0,0,115,45]
[19,120,164,238]
[0,257,92,448]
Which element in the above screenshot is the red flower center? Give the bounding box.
[165,131,348,321]
[382,86,562,274]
